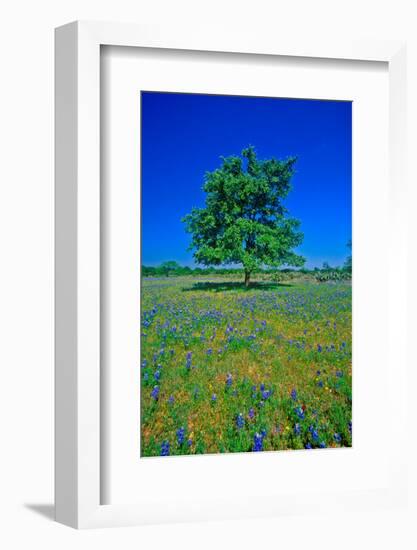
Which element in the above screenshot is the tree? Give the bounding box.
[160,260,181,276]
[182,146,305,286]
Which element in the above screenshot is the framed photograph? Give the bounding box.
[55,21,408,528]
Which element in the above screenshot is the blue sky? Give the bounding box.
[141,92,351,269]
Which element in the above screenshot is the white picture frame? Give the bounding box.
[55,21,408,529]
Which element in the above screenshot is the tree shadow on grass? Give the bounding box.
[181,281,292,292]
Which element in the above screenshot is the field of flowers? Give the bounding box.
[141,276,352,457]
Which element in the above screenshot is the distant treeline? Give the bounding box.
[142,260,351,280]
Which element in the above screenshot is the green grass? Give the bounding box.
[141,276,352,456]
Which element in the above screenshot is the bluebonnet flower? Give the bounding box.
[294,406,305,420]
[316,370,321,376]
[334,433,342,443]
[336,370,343,378]
[259,400,265,408]
[317,344,323,353]
[154,369,161,381]
[143,372,149,382]
[236,413,245,429]
[251,385,257,399]
[207,348,212,356]
[260,383,265,391]
[141,359,147,369]
[294,423,301,435]
[319,441,327,448]
[291,388,297,401]
[168,395,175,405]
[305,442,312,449]
[185,351,192,370]
[311,429,319,441]
[176,426,185,445]
[248,408,255,419]
[262,389,271,400]
[348,420,352,434]
[226,373,233,387]
[317,380,324,388]
[187,439,192,447]
[260,429,267,438]
[253,432,264,452]
[151,385,160,401]
[261,320,266,327]
[211,393,217,402]
[160,440,170,456]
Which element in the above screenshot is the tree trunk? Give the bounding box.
[244,270,251,287]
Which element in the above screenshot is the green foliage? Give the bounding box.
[315,241,352,283]
[182,146,305,284]
[142,263,241,278]
[159,260,182,276]
[143,262,190,278]
[315,268,351,283]
[142,263,353,285]
[271,271,285,283]
[343,240,352,274]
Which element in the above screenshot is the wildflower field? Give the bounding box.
[141,276,352,457]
